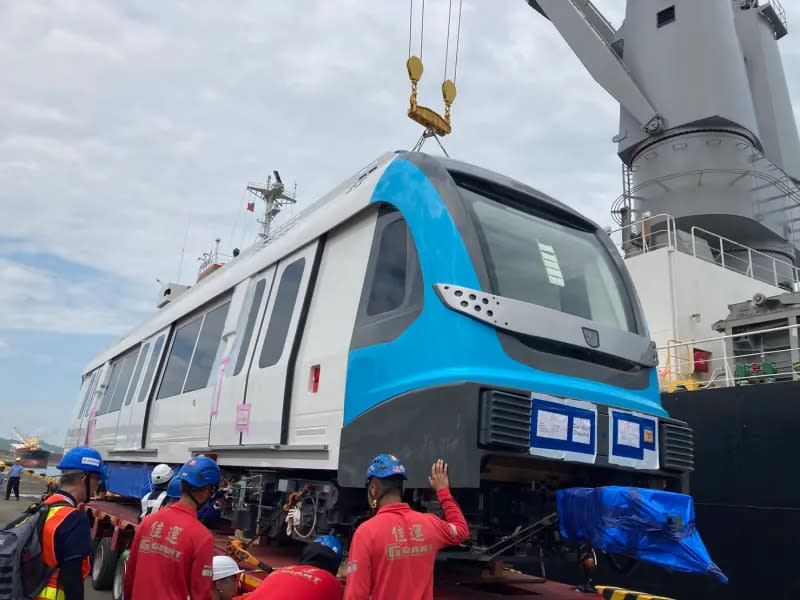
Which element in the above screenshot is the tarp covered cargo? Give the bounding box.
[557,487,727,583]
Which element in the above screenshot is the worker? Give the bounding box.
[37,446,106,600]
[139,462,174,520]
[0,465,5,494]
[211,555,245,600]
[344,456,470,600]
[164,476,182,507]
[124,455,220,600]
[244,535,344,600]
[6,457,24,501]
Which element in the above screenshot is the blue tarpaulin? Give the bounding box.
[557,487,727,583]
[105,463,179,499]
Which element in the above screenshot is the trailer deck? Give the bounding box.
[81,499,619,598]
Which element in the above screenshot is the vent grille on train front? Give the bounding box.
[659,419,694,472]
[479,390,532,451]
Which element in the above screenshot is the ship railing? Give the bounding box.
[657,321,800,390]
[607,213,677,259]
[610,158,800,232]
[689,225,800,288]
[768,0,787,31]
[607,213,800,289]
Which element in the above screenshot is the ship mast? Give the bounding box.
[246,170,297,240]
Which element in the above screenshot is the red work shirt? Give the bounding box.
[245,565,343,600]
[124,502,215,600]
[344,489,470,600]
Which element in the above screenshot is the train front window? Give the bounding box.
[461,188,636,333]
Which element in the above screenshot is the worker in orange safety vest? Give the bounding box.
[37,446,106,600]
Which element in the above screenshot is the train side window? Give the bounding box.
[259,258,305,369]
[184,301,231,392]
[137,335,165,403]
[234,279,267,376]
[351,208,424,349]
[108,348,140,413]
[124,342,150,406]
[78,370,99,418]
[367,219,408,315]
[98,360,123,415]
[157,316,203,399]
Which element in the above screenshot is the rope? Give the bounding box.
[432,132,450,158]
[454,0,463,83]
[420,0,425,59]
[444,0,453,80]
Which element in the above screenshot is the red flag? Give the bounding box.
[246,202,255,212]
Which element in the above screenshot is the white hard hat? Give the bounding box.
[213,555,244,581]
[151,464,174,485]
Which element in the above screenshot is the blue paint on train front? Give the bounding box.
[344,158,665,425]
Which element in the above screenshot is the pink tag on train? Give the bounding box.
[235,404,251,435]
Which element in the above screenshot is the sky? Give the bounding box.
[3,1,800,447]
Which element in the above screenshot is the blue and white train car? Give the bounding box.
[65,151,693,544]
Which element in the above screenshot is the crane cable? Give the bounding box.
[408,0,425,60]
[409,0,462,82]
[453,0,463,84]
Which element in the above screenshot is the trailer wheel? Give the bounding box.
[112,550,130,600]
[92,538,118,590]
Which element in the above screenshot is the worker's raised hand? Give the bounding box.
[428,459,450,493]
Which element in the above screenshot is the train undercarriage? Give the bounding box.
[212,455,680,567]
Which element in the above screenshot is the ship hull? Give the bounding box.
[13,448,51,469]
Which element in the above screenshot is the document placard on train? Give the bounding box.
[530,393,597,464]
[608,409,659,470]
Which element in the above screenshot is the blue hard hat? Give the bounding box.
[58,447,105,477]
[365,453,407,486]
[313,535,343,559]
[166,477,182,499]
[176,456,221,488]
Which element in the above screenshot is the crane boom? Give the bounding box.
[13,427,27,443]
[527,0,663,134]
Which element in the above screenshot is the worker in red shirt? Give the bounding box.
[240,535,344,600]
[124,456,221,600]
[344,455,470,600]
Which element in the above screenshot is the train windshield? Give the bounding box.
[461,187,636,333]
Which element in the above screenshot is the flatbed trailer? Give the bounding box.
[79,499,645,599]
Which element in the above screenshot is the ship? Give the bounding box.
[524,2,800,598]
[11,427,52,469]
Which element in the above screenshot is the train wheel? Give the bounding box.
[112,550,130,600]
[92,538,119,590]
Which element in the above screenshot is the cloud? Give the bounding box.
[0,257,148,335]
[0,339,9,357]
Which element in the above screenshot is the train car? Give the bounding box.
[64,151,693,551]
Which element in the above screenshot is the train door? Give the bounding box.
[92,346,142,450]
[242,241,320,445]
[208,267,277,446]
[113,327,169,450]
[146,296,231,459]
[76,363,110,447]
